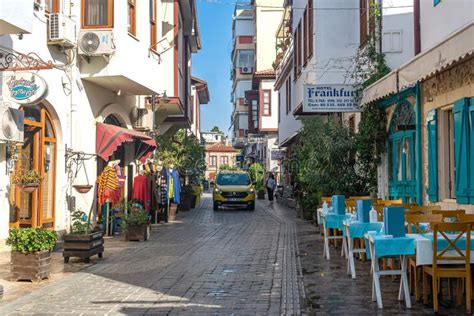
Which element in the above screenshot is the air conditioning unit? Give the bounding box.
[78,30,115,57]
[131,108,152,131]
[241,67,253,74]
[48,14,76,48]
[0,106,24,143]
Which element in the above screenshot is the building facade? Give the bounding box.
[0,0,203,238]
[204,143,239,181]
[361,1,473,210]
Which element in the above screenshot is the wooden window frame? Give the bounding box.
[359,0,368,46]
[303,8,308,64]
[128,0,137,36]
[297,22,302,76]
[286,76,292,114]
[45,0,60,13]
[150,0,158,53]
[261,90,272,116]
[221,156,229,165]
[81,0,114,29]
[308,0,314,60]
[210,155,217,167]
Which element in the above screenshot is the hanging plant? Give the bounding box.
[13,169,43,193]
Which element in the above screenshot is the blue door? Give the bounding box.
[388,102,417,203]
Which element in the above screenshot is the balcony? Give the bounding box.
[0,0,33,35]
[272,6,292,71]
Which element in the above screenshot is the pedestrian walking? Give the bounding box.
[266,173,276,202]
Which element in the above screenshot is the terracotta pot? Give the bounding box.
[19,183,40,194]
[73,185,93,194]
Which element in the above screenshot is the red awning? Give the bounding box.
[96,123,157,163]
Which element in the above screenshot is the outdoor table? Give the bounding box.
[343,220,383,279]
[365,232,415,309]
[407,233,474,266]
[321,210,350,260]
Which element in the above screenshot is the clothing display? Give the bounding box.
[97,166,120,205]
[132,174,151,210]
[166,168,181,204]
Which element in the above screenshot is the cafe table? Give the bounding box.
[407,233,474,266]
[321,209,350,260]
[365,232,415,309]
[343,220,383,279]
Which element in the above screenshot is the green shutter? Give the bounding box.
[469,98,474,203]
[453,98,470,204]
[427,110,438,202]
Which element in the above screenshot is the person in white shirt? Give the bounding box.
[266,173,276,202]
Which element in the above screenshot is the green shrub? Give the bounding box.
[70,209,94,235]
[248,163,265,192]
[122,207,149,231]
[6,228,57,253]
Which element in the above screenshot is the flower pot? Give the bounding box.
[11,250,51,282]
[190,194,197,209]
[73,185,93,194]
[257,191,266,200]
[63,231,104,263]
[125,224,148,241]
[19,183,40,194]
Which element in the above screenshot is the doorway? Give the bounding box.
[388,102,417,203]
[10,104,57,228]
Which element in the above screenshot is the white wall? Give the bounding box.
[255,0,284,71]
[382,12,414,69]
[260,80,278,130]
[0,0,33,35]
[234,18,255,37]
[234,80,252,99]
[420,0,473,52]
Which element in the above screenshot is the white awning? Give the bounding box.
[361,22,474,106]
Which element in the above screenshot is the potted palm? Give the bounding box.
[123,206,149,241]
[63,209,104,263]
[6,227,57,282]
[12,169,43,193]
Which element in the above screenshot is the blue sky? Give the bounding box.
[193,1,235,135]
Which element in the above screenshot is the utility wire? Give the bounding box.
[198,0,413,10]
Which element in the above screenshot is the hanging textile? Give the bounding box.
[97,166,120,205]
[132,174,151,210]
[166,169,181,204]
[159,168,167,206]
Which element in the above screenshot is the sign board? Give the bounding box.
[3,72,47,105]
[236,155,244,162]
[271,150,284,161]
[303,84,360,113]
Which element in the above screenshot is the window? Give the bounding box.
[128,0,136,36]
[221,156,229,165]
[286,76,292,114]
[45,0,59,13]
[293,22,302,78]
[348,115,355,133]
[262,90,271,116]
[382,31,403,53]
[82,0,113,28]
[237,50,254,68]
[434,0,441,6]
[308,0,313,59]
[210,156,217,166]
[150,0,157,51]
[303,8,308,63]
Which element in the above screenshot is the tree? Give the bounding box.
[210,126,221,133]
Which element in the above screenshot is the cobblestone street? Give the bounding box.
[0,194,305,315]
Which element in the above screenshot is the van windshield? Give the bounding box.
[216,173,250,186]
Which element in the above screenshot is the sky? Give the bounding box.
[192,0,235,136]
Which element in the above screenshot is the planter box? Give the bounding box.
[11,250,51,282]
[257,191,266,200]
[125,225,148,241]
[190,194,197,209]
[178,198,191,212]
[63,231,104,263]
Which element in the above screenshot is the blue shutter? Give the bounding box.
[427,110,438,202]
[469,98,474,203]
[453,98,470,204]
[434,0,441,6]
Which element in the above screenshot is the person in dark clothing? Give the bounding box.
[266,173,276,202]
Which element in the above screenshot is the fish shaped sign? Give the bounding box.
[3,72,47,105]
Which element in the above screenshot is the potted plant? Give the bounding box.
[6,227,57,282]
[179,185,192,212]
[12,169,43,193]
[248,163,265,200]
[123,206,149,241]
[63,209,104,263]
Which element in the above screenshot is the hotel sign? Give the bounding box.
[3,72,47,105]
[303,84,360,113]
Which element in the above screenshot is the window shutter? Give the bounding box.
[469,98,474,203]
[426,109,438,202]
[453,97,470,204]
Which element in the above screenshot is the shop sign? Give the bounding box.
[303,84,360,113]
[271,150,284,161]
[236,155,244,162]
[3,72,47,105]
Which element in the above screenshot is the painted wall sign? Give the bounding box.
[3,72,47,105]
[303,84,360,113]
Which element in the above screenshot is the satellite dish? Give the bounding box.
[2,108,17,140]
[79,32,100,55]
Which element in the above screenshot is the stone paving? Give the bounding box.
[0,194,306,315]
